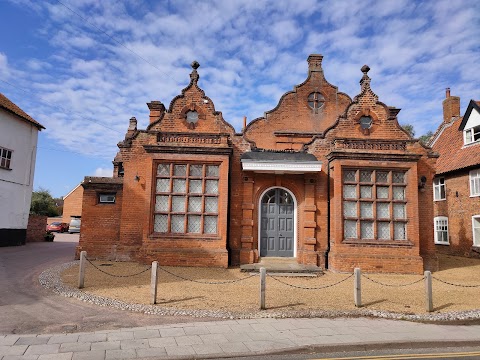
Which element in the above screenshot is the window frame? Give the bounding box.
[152,162,220,236]
[433,177,446,201]
[342,168,408,243]
[307,92,325,110]
[0,147,13,170]
[464,125,480,145]
[98,193,116,204]
[469,169,480,197]
[472,215,480,247]
[434,216,449,245]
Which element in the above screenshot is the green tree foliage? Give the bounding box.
[402,124,415,138]
[402,124,434,146]
[30,188,60,216]
[419,131,434,145]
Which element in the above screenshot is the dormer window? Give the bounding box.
[307,92,325,110]
[464,125,480,145]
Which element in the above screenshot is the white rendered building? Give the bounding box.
[0,93,44,246]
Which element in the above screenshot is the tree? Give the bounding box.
[30,188,60,216]
[402,124,415,138]
[419,131,434,145]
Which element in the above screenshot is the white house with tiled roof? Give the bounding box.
[0,92,45,246]
[430,89,480,256]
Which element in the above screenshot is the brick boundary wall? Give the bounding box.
[26,215,47,243]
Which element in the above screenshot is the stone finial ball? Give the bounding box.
[191,61,200,70]
[361,65,370,73]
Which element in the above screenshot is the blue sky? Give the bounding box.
[1,0,479,198]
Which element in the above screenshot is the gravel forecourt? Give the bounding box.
[46,254,480,322]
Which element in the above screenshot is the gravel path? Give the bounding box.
[40,254,480,323]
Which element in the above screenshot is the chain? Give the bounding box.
[85,258,151,278]
[361,274,424,287]
[266,273,354,290]
[432,276,480,288]
[158,266,258,284]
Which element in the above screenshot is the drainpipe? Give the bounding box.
[325,159,331,269]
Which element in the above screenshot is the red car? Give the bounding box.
[46,222,69,233]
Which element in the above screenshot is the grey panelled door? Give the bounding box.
[260,188,294,257]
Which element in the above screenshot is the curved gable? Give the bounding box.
[147,61,235,135]
[244,55,351,150]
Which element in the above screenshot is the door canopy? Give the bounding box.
[241,150,322,174]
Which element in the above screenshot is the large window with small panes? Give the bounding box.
[153,163,219,235]
[343,169,408,241]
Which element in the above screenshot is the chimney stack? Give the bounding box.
[307,54,323,74]
[147,101,165,124]
[243,116,247,131]
[442,88,460,123]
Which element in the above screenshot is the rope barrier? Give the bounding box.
[432,276,480,288]
[85,258,151,278]
[158,266,258,284]
[267,273,354,290]
[361,274,424,287]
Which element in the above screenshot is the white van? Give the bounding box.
[69,217,81,233]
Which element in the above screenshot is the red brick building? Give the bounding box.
[430,91,480,257]
[77,55,438,273]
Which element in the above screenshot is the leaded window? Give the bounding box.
[153,163,219,235]
[342,168,408,241]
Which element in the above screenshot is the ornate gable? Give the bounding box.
[244,54,351,150]
[146,61,234,136]
[330,65,410,142]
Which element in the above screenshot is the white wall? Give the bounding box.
[0,111,39,229]
[465,107,480,129]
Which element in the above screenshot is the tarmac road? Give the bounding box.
[0,233,211,335]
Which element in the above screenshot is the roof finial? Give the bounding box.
[190,60,200,83]
[359,64,371,89]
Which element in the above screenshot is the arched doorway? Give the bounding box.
[259,188,296,257]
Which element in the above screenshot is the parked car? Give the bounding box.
[68,218,81,233]
[46,222,69,233]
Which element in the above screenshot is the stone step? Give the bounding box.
[240,258,323,275]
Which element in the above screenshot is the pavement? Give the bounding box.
[1,317,480,359]
[2,234,480,360]
[0,234,213,335]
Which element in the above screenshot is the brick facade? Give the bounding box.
[62,184,83,224]
[77,55,438,273]
[431,95,480,257]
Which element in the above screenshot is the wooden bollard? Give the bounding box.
[78,251,86,289]
[425,270,433,312]
[354,268,361,307]
[150,261,158,305]
[259,267,266,310]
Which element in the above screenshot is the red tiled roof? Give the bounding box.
[431,118,480,175]
[0,92,45,130]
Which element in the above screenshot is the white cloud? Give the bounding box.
[2,0,479,157]
[0,53,9,78]
[93,167,113,177]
